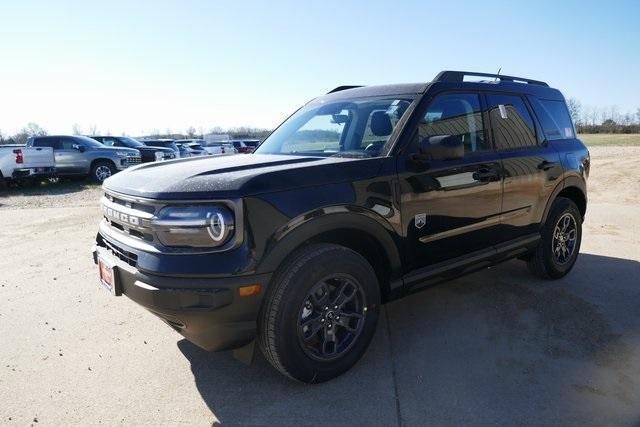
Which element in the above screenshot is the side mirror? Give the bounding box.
[73,144,86,152]
[419,135,464,161]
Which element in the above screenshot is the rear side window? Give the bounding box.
[487,94,537,150]
[529,97,575,140]
[33,137,61,149]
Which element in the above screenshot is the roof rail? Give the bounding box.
[327,85,363,94]
[433,70,548,87]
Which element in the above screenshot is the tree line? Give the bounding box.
[567,99,640,134]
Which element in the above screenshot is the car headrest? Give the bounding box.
[370,111,393,136]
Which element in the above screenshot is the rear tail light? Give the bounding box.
[13,149,23,164]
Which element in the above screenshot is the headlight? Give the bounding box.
[151,206,234,247]
[115,151,131,157]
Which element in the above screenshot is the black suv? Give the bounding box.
[93,71,589,383]
[90,136,177,162]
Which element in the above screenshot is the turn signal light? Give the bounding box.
[238,284,261,297]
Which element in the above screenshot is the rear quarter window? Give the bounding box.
[529,97,575,141]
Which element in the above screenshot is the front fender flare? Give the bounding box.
[255,207,403,282]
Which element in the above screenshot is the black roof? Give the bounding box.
[323,70,564,101]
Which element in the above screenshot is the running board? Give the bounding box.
[403,234,540,291]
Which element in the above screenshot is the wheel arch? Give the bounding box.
[542,176,587,223]
[90,158,117,171]
[257,210,403,302]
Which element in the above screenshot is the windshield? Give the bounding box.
[255,96,414,157]
[119,136,144,148]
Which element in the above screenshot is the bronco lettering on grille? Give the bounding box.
[103,205,140,226]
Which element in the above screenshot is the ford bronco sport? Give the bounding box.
[93,71,589,383]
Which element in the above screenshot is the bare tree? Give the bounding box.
[566,98,582,125]
[186,126,196,138]
[88,124,98,135]
[72,123,83,135]
[25,122,47,137]
[10,122,47,145]
[609,106,619,123]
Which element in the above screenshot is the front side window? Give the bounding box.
[487,95,537,150]
[61,137,79,150]
[417,93,487,154]
[255,96,414,158]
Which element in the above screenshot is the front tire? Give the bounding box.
[91,161,115,182]
[527,197,582,279]
[259,244,380,383]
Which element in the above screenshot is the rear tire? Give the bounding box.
[258,243,380,383]
[91,161,115,182]
[527,197,582,279]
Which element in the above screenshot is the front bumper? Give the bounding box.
[92,241,271,352]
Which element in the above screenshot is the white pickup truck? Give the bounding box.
[0,144,56,187]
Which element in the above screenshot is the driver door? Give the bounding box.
[57,137,89,174]
[397,92,503,280]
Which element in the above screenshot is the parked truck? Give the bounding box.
[26,135,141,182]
[0,144,55,187]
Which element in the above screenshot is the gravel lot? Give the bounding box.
[1,146,639,425]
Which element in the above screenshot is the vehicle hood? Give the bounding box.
[95,146,140,154]
[103,154,384,200]
[137,146,174,153]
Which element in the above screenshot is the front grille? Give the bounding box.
[102,192,158,244]
[106,193,156,214]
[101,236,138,267]
[125,156,141,166]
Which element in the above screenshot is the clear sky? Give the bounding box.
[1,0,638,136]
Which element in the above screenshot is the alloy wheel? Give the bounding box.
[95,165,112,181]
[297,274,366,361]
[552,212,577,264]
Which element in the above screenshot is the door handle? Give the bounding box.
[538,160,559,171]
[473,167,498,182]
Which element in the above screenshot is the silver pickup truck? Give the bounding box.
[27,135,141,182]
[0,144,55,187]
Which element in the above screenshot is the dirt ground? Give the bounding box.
[1,146,639,425]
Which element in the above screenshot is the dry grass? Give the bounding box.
[578,134,640,146]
